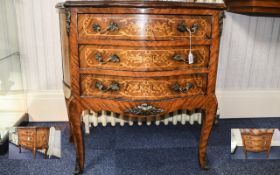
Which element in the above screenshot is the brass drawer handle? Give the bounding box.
[125,103,164,116]
[92,22,119,33]
[95,52,120,64]
[177,23,199,33]
[171,82,193,93]
[95,81,120,92]
[172,54,195,64]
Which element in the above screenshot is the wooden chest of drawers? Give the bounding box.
[17,127,49,159]
[57,1,225,173]
[240,129,274,158]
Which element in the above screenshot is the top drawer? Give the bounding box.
[78,14,212,41]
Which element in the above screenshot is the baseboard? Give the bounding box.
[25,90,280,121]
[26,91,68,122]
[217,91,280,118]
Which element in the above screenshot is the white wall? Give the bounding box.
[13,0,280,121]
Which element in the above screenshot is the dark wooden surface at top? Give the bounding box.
[224,0,280,16]
[56,1,225,9]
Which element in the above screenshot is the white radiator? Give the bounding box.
[82,110,205,135]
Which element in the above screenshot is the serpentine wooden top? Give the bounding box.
[56,1,225,9]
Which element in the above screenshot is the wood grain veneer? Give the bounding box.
[78,14,212,40]
[79,45,210,71]
[56,1,225,174]
[80,74,207,100]
[224,0,280,16]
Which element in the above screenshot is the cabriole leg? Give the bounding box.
[66,97,74,143]
[198,97,218,170]
[68,99,84,174]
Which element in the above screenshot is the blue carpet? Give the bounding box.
[0,118,280,175]
[8,143,59,160]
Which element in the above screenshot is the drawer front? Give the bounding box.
[18,129,35,147]
[18,134,34,142]
[78,14,212,41]
[18,134,34,148]
[242,134,272,151]
[245,140,266,147]
[245,145,266,152]
[80,74,207,100]
[19,140,34,148]
[243,135,272,142]
[79,45,210,71]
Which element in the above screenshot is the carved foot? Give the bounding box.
[44,148,48,159]
[199,154,211,170]
[73,159,83,175]
[201,162,210,170]
[199,153,211,170]
[33,149,36,159]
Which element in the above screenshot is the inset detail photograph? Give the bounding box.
[8,126,61,159]
[231,128,280,159]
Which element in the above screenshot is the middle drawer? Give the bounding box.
[79,45,210,71]
[80,74,207,100]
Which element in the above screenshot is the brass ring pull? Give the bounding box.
[95,81,120,92]
[92,22,119,33]
[171,82,193,93]
[177,23,199,33]
[95,52,120,64]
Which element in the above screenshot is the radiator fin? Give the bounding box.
[82,110,203,135]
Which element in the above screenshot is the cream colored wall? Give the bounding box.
[15,0,64,91]
[12,0,280,121]
[218,13,280,90]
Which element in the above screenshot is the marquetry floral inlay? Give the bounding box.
[80,46,209,71]
[79,14,211,39]
[80,75,206,100]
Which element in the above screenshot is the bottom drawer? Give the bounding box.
[80,74,207,101]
